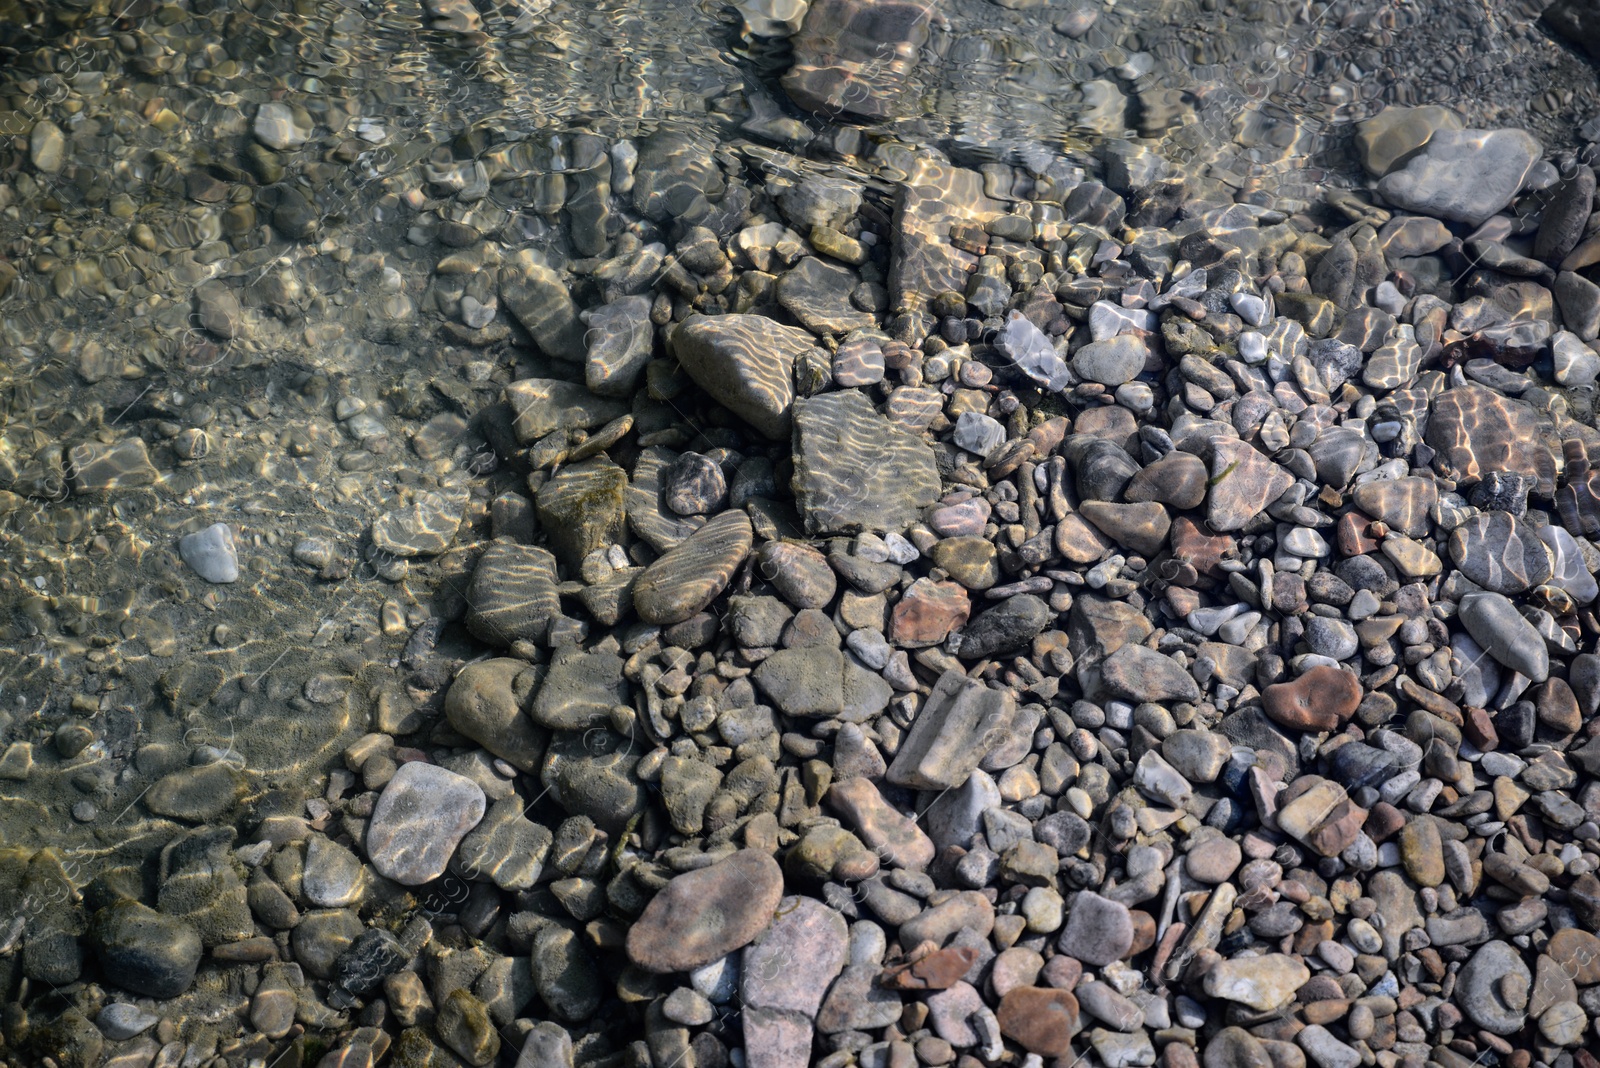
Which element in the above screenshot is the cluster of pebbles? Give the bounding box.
[10,3,1600,1068]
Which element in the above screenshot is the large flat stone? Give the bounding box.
[791,390,940,535]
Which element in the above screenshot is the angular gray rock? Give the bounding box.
[888,670,1022,790]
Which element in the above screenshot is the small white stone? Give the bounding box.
[179,523,240,583]
[253,102,308,151]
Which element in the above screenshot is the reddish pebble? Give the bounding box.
[996,986,1080,1056]
[1263,665,1362,732]
[880,945,979,991]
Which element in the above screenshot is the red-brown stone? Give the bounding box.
[889,578,971,647]
[1336,510,1381,556]
[996,986,1080,1056]
[1168,516,1235,580]
[1262,665,1363,732]
[879,945,979,990]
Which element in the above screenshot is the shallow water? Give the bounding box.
[1,0,1598,1055]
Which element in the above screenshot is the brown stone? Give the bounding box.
[996,986,1080,1057]
[1207,438,1294,532]
[1336,511,1381,556]
[1537,677,1583,735]
[1463,707,1499,750]
[1351,477,1437,538]
[1079,501,1171,557]
[889,578,971,647]
[1364,802,1406,842]
[1169,516,1236,580]
[827,778,935,870]
[1125,450,1208,510]
[1262,665,1363,732]
[880,945,979,991]
[1548,928,1600,985]
[1426,384,1558,498]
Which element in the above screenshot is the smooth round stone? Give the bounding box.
[1377,127,1542,226]
[365,761,487,885]
[1456,940,1531,1034]
[996,986,1080,1057]
[757,541,836,608]
[1547,928,1600,984]
[671,314,810,439]
[663,452,728,516]
[1354,105,1463,176]
[1553,330,1600,386]
[1123,450,1207,509]
[1538,1001,1589,1047]
[929,536,999,590]
[1072,334,1147,386]
[1458,591,1550,682]
[30,118,66,173]
[1303,617,1358,661]
[179,523,240,583]
[1204,1027,1272,1068]
[302,836,367,908]
[1186,837,1242,883]
[1448,511,1552,594]
[627,850,784,973]
[90,901,203,999]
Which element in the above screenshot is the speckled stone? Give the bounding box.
[1207,438,1293,532]
[366,762,487,886]
[627,850,784,973]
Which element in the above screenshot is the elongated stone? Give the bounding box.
[887,669,1018,790]
[672,314,813,439]
[504,378,628,445]
[633,509,753,624]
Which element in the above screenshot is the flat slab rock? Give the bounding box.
[791,389,940,535]
[1425,383,1557,498]
[1376,127,1542,227]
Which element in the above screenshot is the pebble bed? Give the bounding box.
[7,3,1600,1068]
